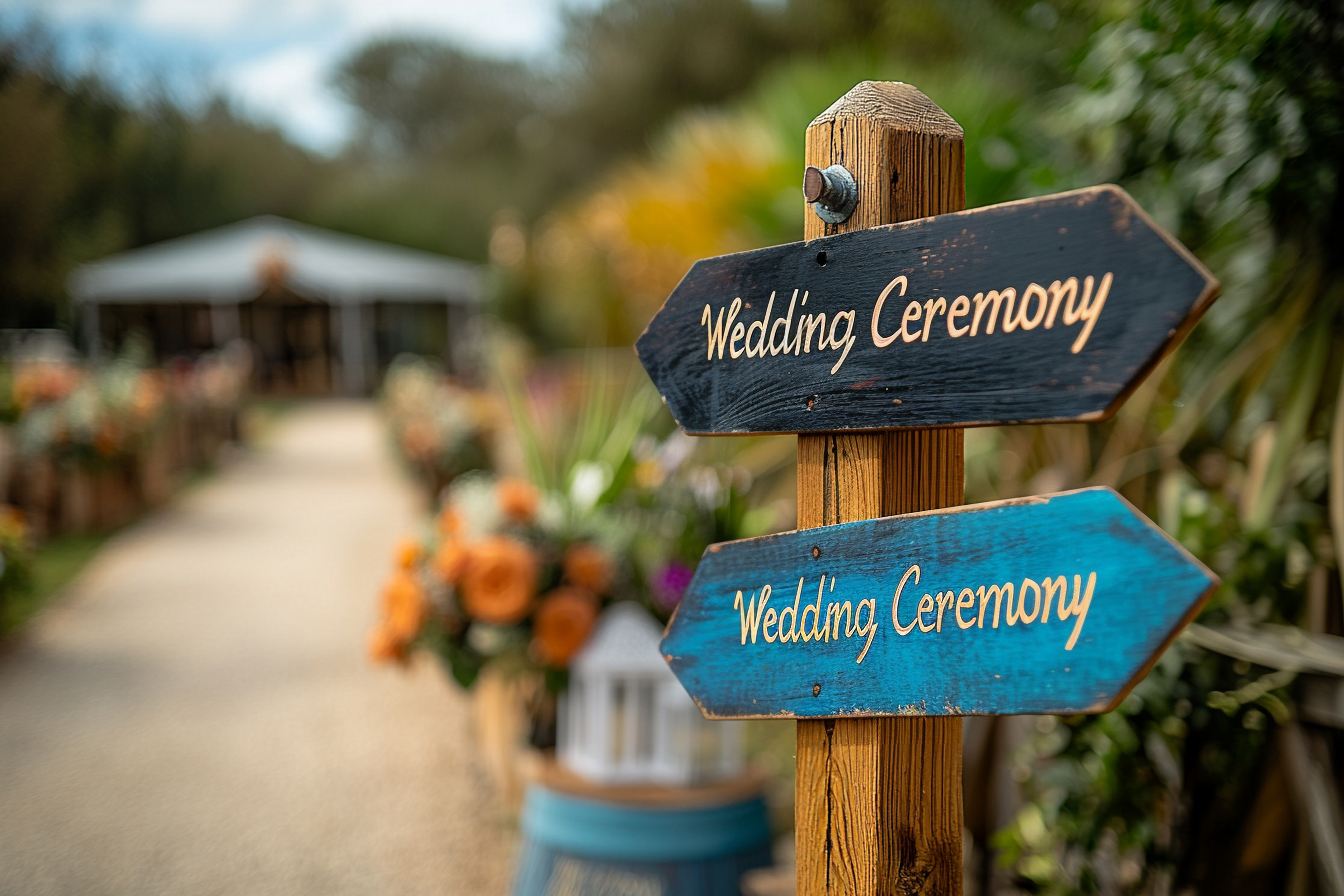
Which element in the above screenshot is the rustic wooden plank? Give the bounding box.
[662,488,1218,717]
[635,184,1219,435]
[794,81,965,896]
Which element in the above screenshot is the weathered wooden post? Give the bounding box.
[796,82,967,895]
[637,80,1221,896]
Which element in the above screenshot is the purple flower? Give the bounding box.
[651,560,694,609]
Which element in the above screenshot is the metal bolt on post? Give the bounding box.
[803,164,859,224]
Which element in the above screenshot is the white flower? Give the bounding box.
[569,461,611,512]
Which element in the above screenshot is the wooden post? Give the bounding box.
[796,82,966,895]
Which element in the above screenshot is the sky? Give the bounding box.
[2,0,598,152]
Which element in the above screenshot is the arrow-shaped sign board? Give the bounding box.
[636,185,1218,435]
[661,488,1217,718]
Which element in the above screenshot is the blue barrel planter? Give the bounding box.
[513,784,773,896]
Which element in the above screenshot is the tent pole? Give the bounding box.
[340,301,365,396]
[83,303,101,364]
[210,302,241,347]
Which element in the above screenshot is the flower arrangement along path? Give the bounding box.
[0,402,512,895]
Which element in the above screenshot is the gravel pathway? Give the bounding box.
[0,402,512,896]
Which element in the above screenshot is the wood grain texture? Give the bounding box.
[797,81,964,896]
[662,488,1220,716]
[635,185,1221,434]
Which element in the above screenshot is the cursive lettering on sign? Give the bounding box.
[702,272,1113,375]
[733,567,1097,664]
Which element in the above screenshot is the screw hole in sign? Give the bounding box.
[816,251,827,266]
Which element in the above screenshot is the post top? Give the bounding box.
[809,81,963,139]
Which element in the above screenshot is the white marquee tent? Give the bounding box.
[70,216,483,394]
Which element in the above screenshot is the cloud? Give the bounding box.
[29,0,131,21]
[8,0,605,149]
[136,0,262,36]
[228,41,350,151]
[340,0,560,56]
[41,0,567,53]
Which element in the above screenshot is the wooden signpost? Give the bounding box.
[662,488,1217,718]
[634,81,1221,895]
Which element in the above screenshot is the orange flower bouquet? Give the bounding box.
[368,473,625,690]
[11,349,182,474]
[367,407,785,755]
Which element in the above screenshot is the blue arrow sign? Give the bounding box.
[661,488,1217,718]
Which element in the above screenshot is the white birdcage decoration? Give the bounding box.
[558,602,743,787]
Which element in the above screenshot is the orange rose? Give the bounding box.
[532,587,599,667]
[497,478,539,524]
[369,568,427,665]
[380,569,428,643]
[436,507,464,538]
[459,536,538,625]
[367,626,408,664]
[394,538,422,571]
[431,538,471,584]
[563,543,613,594]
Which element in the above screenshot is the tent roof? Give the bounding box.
[69,216,483,306]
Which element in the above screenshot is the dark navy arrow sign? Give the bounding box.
[636,185,1218,435]
[661,488,1217,718]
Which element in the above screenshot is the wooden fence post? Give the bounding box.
[796,81,966,895]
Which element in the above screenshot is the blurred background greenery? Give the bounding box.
[2,0,1342,893]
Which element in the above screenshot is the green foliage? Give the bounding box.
[0,508,33,627]
[555,0,791,162]
[1,531,106,635]
[991,1,1344,891]
[997,478,1320,892]
[501,354,666,501]
[334,40,539,160]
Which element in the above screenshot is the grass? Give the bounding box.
[2,532,112,634]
